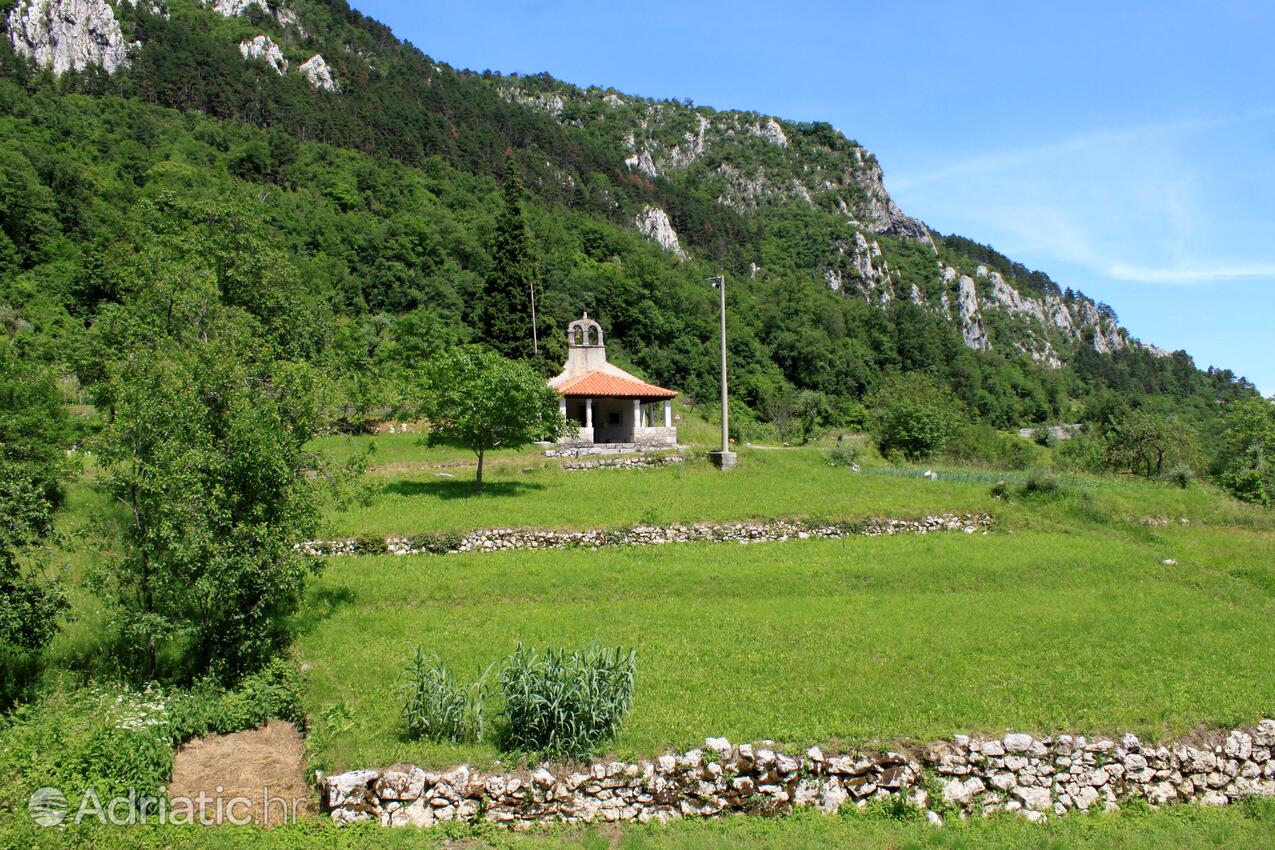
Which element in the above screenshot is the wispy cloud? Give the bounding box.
[888,109,1275,290]
[1107,262,1275,285]
[889,115,1238,194]
[893,108,1275,194]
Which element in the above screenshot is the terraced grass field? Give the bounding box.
[315,437,1263,537]
[27,433,1275,849]
[292,439,1275,778]
[12,800,1275,849]
[297,525,1275,773]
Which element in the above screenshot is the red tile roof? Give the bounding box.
[555,370,677,400]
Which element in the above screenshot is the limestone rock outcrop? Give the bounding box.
[746,117,789,147]
[845,146,932,245]
[635,206,687,260]
[494,74,1167,367]
[7,0,130,75]
[299,53,339,92]
[826,232,896,304]
[507,83,931,249]
[274,5,302,32]
[205,0,268,16]
[239,34,286,75]
[931,262,1129,365]
[955,272,990,351]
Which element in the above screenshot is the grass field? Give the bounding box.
[270,434,1275,777]
[7,799,1275,849]
[297,518,1275,772]
[23,429,1275,848]
[317,437,1268,537]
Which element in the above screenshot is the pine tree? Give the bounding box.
[480,159,539,359]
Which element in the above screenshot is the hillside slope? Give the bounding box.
[0,0,1258,433]
[501,75,1140,369]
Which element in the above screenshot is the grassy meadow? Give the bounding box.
[19,423,1275,849]
[285,430,1275,776]
[8,800,1275,850]
[297,525,1275,773]
[313,431,1265,537]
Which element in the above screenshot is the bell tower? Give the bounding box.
[563,313,607,376]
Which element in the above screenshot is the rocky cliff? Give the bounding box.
[239,33,286,74]
[6,0,131,75]
[503,79,1149,367]
[505,84,930,244]
[5,0,336,91]
[634,206,687,260]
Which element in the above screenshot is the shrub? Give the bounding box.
[866,374,966,461]
[1021,471,1062,496]
[164,657,307,742]
[830,519,868,536]
[212,657,306,731]
[400,648,486,742]
[408,531,464,554]
[498,644,636,758]
[1032,426,1057,448]
[1165,465,1193,489]
[826,441,861,468]
[1055,431,1105,473]
[355,534,388,555]
[989,481,1010,500]
[945,423,1039,470]
[839,401,870,432]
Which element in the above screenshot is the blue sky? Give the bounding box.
[354,1,1275,395]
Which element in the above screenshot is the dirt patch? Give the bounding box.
[166,720,313,826]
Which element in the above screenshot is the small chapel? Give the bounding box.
[549,314,678,447]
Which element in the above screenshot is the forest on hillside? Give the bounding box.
[0,0,1262,459]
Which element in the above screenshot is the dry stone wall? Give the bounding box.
[926,723,1275,818]
[323,721,1275,828]
[297,514,993,557]
[561,455,685,471]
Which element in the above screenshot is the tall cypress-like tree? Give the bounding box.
[480,159,538,359]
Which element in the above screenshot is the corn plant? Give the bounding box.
[498,644,636,758]
[400,648,490,742]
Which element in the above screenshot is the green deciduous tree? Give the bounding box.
[0,463,66,656]
[1214,398,1275,505]
[0,343,70,508]
[416,346,571,493]
[94,344,334,681]
[1102,410,1197,479]
[866,373,967,461]
[0,342,68,680]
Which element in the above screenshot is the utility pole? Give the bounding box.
[530,279,539,357]
[707,274,737,469]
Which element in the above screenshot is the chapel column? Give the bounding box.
[585,398,593,428]
[664,400,672,428]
